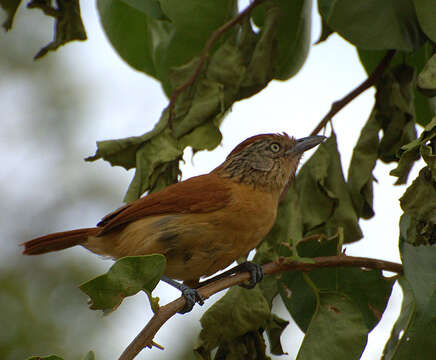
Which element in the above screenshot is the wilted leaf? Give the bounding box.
[28,0,87,60]
[319,0,425,51]
[384,240,436,359]
[0,0,21,30]
[348,63,419,186]
[265,314,289,355]
[89,3,312,201]
[399,166,436,246]
[417,53,436,97]
[358,44,434,127]
[295,133,362,243]
[122,129,182,202]
[196,286,270,354]
[296,292,368,360]
[414,0,436,43]
[347,109,380,219]
[79,255,165,313]
[377,65,417,163]
[391,117,436,184]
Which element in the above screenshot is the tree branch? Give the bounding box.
[167,0,268,131]
[310,49,396,136]
[119,255,402,360]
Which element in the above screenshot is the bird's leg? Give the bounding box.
[160,275,204,314]
[197,261,264,289]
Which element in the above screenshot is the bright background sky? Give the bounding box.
[2,1,422,359]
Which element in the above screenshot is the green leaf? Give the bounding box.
[120,0,168,20]
[347,108,380,219]
[382,278,415,360]
[0,0,21,30]
[27,0,87,60]
[417,53,436,97]
[384,241,436,359]
[153,0,237,95]
[97,0,236,94]
[250,0,312,80]
[319,0,425,51]
[279,271,317,332]
[295,133,362,243]
[96,0,158,76]
[296,292,368,360]
[27,356,64,360]
[79,255,165,313]
[413,0,436,43]
[159,0,236,40]
[391,117,436,184]
[279,265,394,334]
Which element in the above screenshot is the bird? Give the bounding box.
[22,133,325,312]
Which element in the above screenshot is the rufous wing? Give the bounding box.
[96,174,231,235]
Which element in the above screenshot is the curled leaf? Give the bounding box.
[391,117,436,184]
[417,53,436,97]
[295,133,362,243]
[28,0,87,60]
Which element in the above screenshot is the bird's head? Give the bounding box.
[214,133,325,192]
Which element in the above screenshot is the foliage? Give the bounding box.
[2,0,436,359]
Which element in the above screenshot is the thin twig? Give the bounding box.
[310,49,396,136]
[119,255,402,360]
[167,0,268,132]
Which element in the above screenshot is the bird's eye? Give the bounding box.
[269,143,281,153]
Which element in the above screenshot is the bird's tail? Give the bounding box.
[22,228,99,255]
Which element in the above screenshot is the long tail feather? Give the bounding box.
[22,228,99,255]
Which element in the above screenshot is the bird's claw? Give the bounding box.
[179,287,204,314]
[160,275,204,314]
[238,261,264,289]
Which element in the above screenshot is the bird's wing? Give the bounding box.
[96,174,231,235]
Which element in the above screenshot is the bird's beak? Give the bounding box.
[286,135,326,155]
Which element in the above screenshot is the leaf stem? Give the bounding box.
[310,49,396,136]
[119,254,402,360]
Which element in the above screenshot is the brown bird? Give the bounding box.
[23,133,325,312]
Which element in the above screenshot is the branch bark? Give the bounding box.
[310,49,396,136]
[119,255,402,360]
